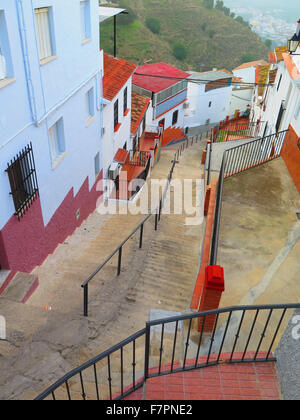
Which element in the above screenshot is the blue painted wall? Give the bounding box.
[0,0,103,228]
[155,90,188,119]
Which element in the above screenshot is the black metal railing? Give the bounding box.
[81,133,205,317]
[209,130,288,267]
[223,130,288,177]
[81,155,177,317]
[214,121,267,143]
[35,303,300,400]
[129,151,151,167]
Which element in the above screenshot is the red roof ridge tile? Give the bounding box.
[103,52,137,101]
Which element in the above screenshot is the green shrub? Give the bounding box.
[173,42,187,61]
[145,17,161,34]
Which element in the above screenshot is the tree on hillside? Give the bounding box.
[264,39,272,49]
[241,53,255,63]
[118,0,137,25]
[145,17,161,34]
[173,42,187,61]
[203,0,214,9]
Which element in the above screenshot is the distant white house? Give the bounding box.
[183,70,233,129]
[229,60,269,117]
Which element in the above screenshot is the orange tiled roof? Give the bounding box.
[114,148,128,164]
[269,69,278,84]
[269,46,288,63]
[234,60,269,71]
[256,64,270,96]
[131,91,150,134]
[103,53,137,101]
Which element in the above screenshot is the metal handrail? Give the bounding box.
[35,303,300,400]
[81,134,204,316]
[208,129,289,266]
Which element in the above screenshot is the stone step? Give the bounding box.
[1,272,39,304]
[0,270,11,293]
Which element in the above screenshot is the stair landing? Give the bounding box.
[124,355,281,401]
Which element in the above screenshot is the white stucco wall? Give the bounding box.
[101,78,132,176]
[229,88,253,116]
[0,0,103,228]
[183,82,232,128]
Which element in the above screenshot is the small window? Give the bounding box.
[5,143,39,220]
[86,87,95,119]
[80,0,91,41]
[34,8,53,61]
[94,152,100,177]
[48,119,66,166]
[123,87,128,114]
[114,100,119,128]
[208,101,212,108]
[172,110,178,126]
[0,10,13,80]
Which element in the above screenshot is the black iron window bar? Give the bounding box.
[5,142,39,220]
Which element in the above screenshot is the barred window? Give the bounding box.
[6,143,39,220]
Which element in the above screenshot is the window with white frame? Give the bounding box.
[80,0,91,41]
[86,87,95,119]
[34,8,53,62]
[48,119,66,166]
[0,10,12,81]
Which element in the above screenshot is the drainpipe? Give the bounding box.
[15,0,38,123]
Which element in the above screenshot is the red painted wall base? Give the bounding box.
[281,125,300,194]
[0,172,103,274]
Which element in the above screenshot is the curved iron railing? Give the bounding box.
[209,130,288,266]
[35,303,300,400]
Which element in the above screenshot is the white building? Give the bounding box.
[183,70,233,129]
[101,52,136,177]
[230,60,269,117]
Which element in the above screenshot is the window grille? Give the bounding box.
[6,143,39,220]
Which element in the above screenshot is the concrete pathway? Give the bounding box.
[216,158,300,351]
[0,139,205,400]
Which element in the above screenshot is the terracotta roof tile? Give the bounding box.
[269,46,288,63]
[269,69,278,84]
[131,91,150,134]
[114,148,128,164]
[256,64,270,96]
[133,62,190,93]
[103,53,137,101]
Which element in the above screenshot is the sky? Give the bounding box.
[223,0,299,22]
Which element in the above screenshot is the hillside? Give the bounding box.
[100,0,269,72]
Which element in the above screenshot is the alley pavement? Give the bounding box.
[0,139,205,400]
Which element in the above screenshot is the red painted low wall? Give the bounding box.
[190,179,217,310]
[281,125,300,194]
[0,172,103,274]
